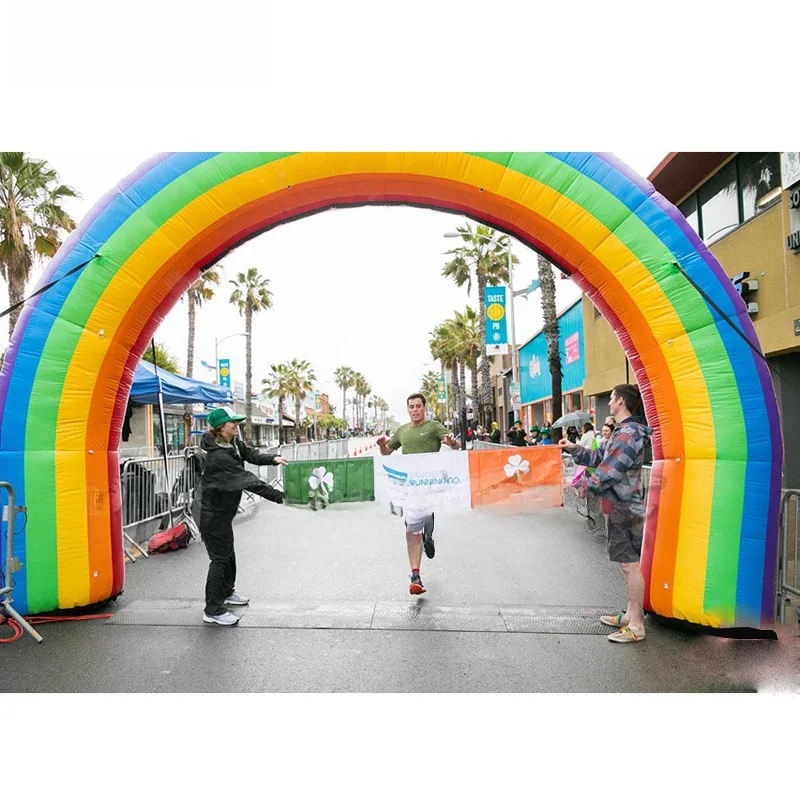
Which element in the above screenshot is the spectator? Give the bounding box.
[508,420,528,447]
[527,425,541,445]
[566,425,579,444]
[489,422,501,444]
[538,426,552,445]
[559,384,651,644]
[579,422,595,448]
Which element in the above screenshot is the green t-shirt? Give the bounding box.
[388,420,449,454]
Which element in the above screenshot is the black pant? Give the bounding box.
[200,512,237,616]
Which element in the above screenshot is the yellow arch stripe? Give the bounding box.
[55,152,715,612]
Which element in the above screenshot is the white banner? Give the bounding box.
[373,450,472,519]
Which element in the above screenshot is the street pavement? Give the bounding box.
[3,498,799,692]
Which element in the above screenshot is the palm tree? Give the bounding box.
[430,320,463,444]
[537,253,563,436]
[0,152,79,340]
[262,363,292,445]
[285,358,316,443]
[230,267,273,440]
[375,397,389,431]
[442,223,517,423]
[452,306,481,423]
[182,266,221,440]
[351,371,366,430]
[420,370,439,410]
[358,377,371,430]
[334,366,356,426]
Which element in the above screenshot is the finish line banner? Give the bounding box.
[373,447,563,514]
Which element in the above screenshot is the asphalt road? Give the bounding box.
[3,499,798,692]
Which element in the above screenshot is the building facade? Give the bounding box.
[582,151,799,485]
[519,298,587,429]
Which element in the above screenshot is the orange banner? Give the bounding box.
[468,446,563,508]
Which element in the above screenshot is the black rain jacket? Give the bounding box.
[192,433,284,525]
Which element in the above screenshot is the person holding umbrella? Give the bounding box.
[195,406,289,626]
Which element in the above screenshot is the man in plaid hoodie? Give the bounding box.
[560,384,652,643]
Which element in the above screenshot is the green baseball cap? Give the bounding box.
[530,426,540,433]
[207,406,246,428]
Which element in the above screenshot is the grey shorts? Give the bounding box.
[605,502,644,563]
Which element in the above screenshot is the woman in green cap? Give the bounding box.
[194,405,289,626]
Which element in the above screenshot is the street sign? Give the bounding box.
[234,381,245,400]
[218,358,231,388]
[314,391,321,412]
[510,380,521,408]
[437,378,447,403]
[484,285,508,352]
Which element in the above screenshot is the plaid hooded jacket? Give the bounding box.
[572,417,652,515]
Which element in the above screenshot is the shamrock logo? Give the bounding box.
[309,466,334,495]
[504,454,530,483]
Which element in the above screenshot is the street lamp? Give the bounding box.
[214,332,250,386]
[444,229,522,407]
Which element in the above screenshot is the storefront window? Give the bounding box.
[698,160,738,244]
[678,194,699,235]
[739,152,781,221]
[677,153,781,243]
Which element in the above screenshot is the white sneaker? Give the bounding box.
[203,611,240,626]
[224,593,250,606]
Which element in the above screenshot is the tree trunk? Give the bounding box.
[245,300,253,443]
[278,397,284,445]
[295,396,302,443]
[538,254,563,437]
[342,388,346,425]
[449,364,460,439]
[477,273,493,422]
[459,358,468,450]
[183,292,196,446]
[470,358,478,426]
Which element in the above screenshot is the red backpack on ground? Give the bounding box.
[147,521,190,554]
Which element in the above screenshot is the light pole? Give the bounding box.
[214,332,250,386]
[444,230,522,416]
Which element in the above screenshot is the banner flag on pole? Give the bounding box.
[484,285,508,356]
[218,358,231,388]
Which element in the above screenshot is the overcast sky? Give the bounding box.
[1,150,664,421]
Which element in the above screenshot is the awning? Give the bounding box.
[130,361,234,405]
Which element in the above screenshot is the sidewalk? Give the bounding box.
[3,500,798,692]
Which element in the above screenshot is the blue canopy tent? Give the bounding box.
[130,361,233,405]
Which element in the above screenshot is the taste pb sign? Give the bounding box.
[484,286,508,355]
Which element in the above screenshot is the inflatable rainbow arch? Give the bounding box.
[0,153,782,628]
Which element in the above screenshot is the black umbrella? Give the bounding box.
[552,410,593,429]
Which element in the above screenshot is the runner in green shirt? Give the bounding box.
[376,393,459,595]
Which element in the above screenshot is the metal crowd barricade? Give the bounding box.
[472,440,512,450]
[0,480,43,642]
[243,445,284,491]
[777,489,800,624]
[119,451,202,560]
